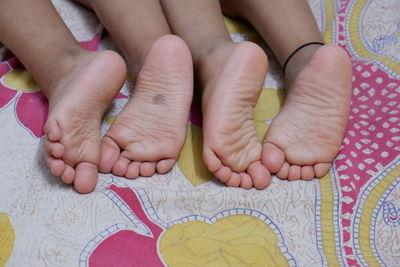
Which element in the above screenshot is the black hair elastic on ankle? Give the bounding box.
[282,42,324,76]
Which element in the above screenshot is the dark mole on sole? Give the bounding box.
[152,94,166,105]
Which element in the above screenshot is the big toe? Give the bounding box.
[262,143,285,173]
[247,161,271,189]
[73,162,98,194]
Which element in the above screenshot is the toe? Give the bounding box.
[44,119,62,142]
[61,165,75,184]
[44,140,64,158]
[301,166,315,181]
[214,165,233,184]
[226,172,241,187]
[99,136,121,173]
[276,161,290,179]
[203,147,222,173]
[45,155,65,177]
[314,163,330,178]
[140,162,156,177]
[73,162,98,194]
[156,159,176,174]
[239,173,252,189]
[288,165,301,181]
[112,157,130,177]
[261,143,285,173]
[247,161,271,189]
[126,162,140,179]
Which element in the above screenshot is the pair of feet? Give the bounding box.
[43,35,352,193]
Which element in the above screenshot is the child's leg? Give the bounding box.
[221,0,352,180]
[0,0,126,193]
[160,0,271,189]
[72,0,194,178]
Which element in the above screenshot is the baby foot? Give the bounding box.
[200,41,271,189]
[44,50,127,193]
[99,35,193,178]
[262,44,352,180]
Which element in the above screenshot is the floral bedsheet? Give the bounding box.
[0,0,399,266]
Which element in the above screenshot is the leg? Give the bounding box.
[73,0,194,178]
[160,0,271,189]
[0,0,126,193]
[221,0,352,180]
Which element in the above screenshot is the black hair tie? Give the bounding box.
[282,42,324,76]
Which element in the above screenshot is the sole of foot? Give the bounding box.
[200,41,271,189]
[44,50,127,193]
[262,44,352,181]
[98,34,193,179]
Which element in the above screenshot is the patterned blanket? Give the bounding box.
[0,0,399,266]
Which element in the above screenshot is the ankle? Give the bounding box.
[40,47,92,93]
[195,40,235,72]
[124,34,174,81]
[284,45,322,86]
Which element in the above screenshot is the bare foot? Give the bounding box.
[262,44,352,180]
[43,50,127,193]
[98,35,193,178]
[199,41,271,189]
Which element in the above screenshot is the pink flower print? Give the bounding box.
[0,58,48,138]
[0,62,18,109]
[88,185,165,267]
[80,33,101,51]
[15,91,48,138]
